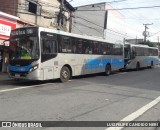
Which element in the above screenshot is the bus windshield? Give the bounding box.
[9,36,39,60]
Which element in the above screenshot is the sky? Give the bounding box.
[67,0,160,42]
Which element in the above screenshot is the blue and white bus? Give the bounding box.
[8,27,124,82]
[124,43,159,70]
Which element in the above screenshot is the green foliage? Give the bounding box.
[139,40,157,47]
[146,40,157,47]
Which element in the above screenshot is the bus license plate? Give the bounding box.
[15,74,20,78]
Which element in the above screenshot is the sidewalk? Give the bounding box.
[0,72,11,81]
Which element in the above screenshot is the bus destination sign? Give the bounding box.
[10,27,38,37]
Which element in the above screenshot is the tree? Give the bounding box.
[139,40,157,47]
[146,40,157,47]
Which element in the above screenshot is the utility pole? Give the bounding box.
[35,0,38,25]
[69,12,73,33]
[143,23,153,44]
[57,0,64,30]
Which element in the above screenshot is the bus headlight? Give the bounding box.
[29,65,39,72]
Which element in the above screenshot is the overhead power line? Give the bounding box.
[74,21,102,34]
[72,24,83,34]
[76,5,160,11]
[76,16,103,28]
[120,1,160,33]
[149,30,160,37]
[75,16,135,38]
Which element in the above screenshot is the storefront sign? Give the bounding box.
[0,24,11,36]
[0,18,16,40]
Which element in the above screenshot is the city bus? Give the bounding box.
[8,27,124,82]
[124,43,159,70]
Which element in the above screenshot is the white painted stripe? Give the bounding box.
[0,83,55,93]
[105,96,160,130]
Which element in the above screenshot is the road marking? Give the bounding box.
[105,96,160,130]
[0,83,55,93]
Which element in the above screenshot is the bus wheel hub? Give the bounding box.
[62,71,68,79]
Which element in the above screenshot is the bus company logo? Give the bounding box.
[2,122,11,127]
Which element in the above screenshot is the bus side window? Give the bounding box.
[97,42,102,54]
[92,41,98,54]
[72,43,77,53]
[61,36,72,53]
[72,38,78,54]
[84,40,92,54]
[70,37,75,53]
[42,39,57,54]
[102,43,106,55]
[144,48,147,56]
[57,35,62,53]
[106,43,112,55]
[132,47,136,58]
[75,39,83,54]
[43,41,51,53]
[156,49,158,56]
[83,40,90,54]
[88,41,92,54]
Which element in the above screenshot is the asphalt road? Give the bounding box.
[0,66,160,130]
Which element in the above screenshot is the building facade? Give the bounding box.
[0,12,19,72]
[72,2,125,44]
[0,0,75,32]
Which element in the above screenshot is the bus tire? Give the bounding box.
[136,62,140,71]
[105,64,111,76]
[60,66,70,82]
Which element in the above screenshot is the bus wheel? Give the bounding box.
[60,66,70,82]
[136,62,140,71]
[105,64,111,76]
